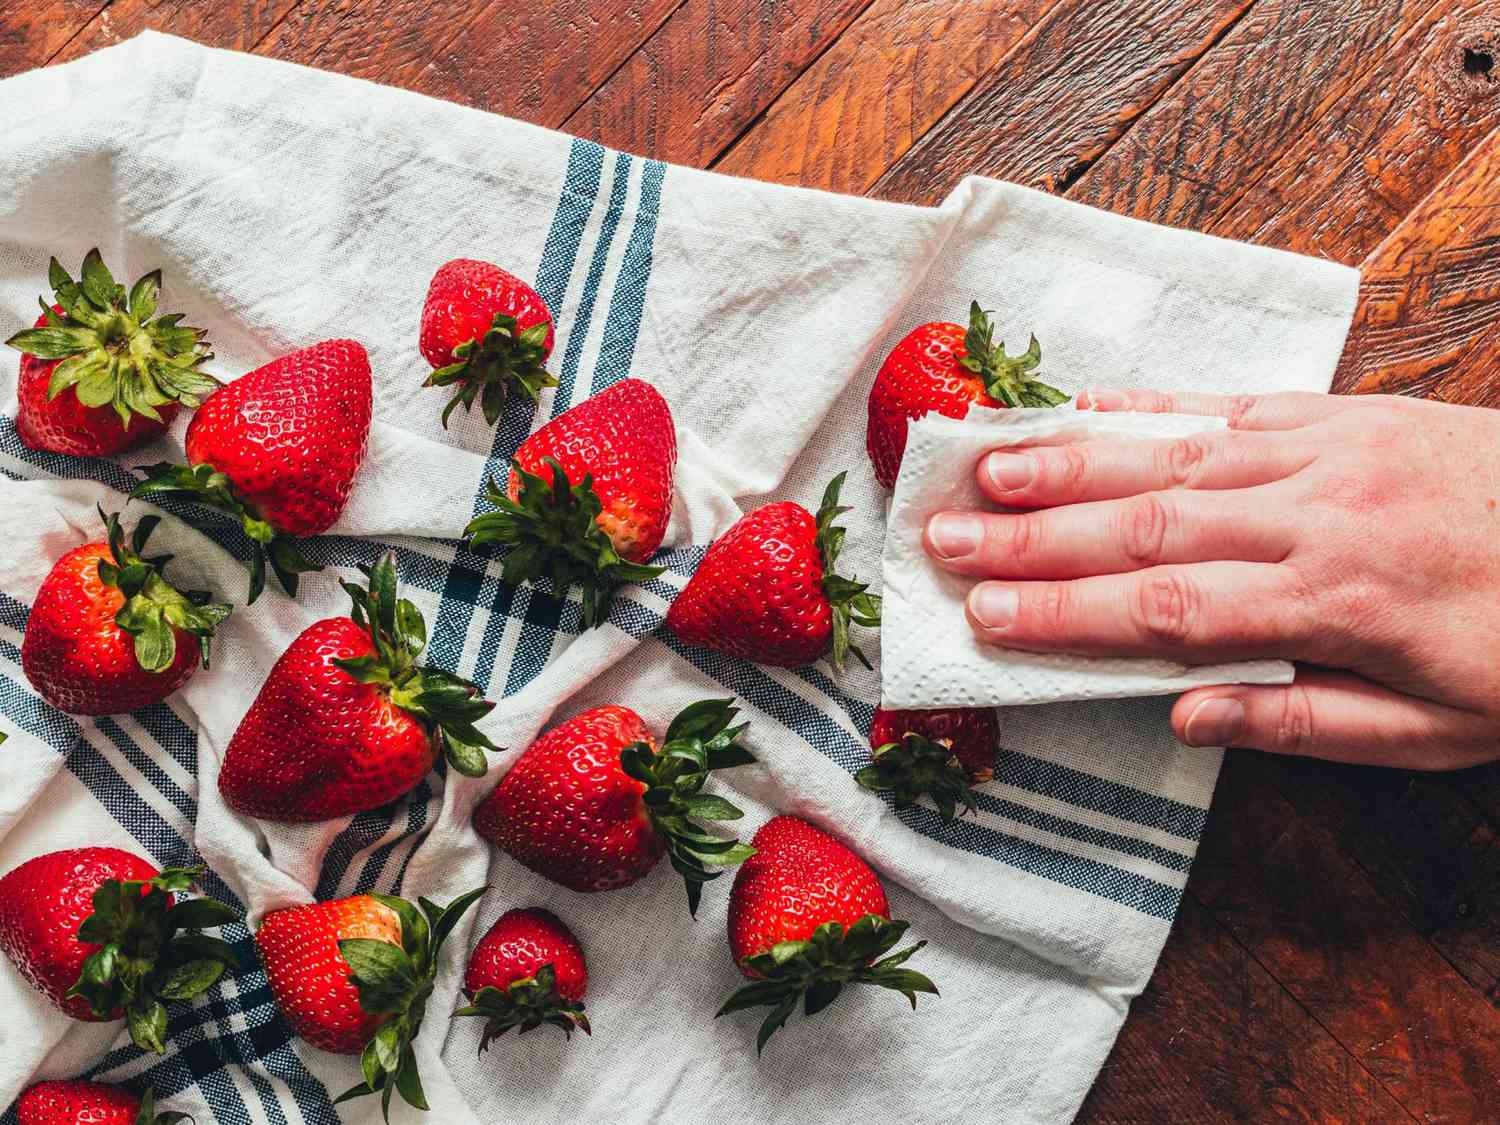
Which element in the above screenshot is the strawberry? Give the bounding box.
[867,303,1066,488]
[473,699,756,916]
[256,888,484,1119]
[21,507,231,716]
[454,907,590,1048]
[218,551,497,822]
[6,250,216,458]
[0,848,239,1053]
[133,339,373,602]
[665,472,880,671]
[420,258,556,427]
[857,706,1000,820]
[17,1081,189,1125]
[465,378,676,628]
[718,815,937,1051]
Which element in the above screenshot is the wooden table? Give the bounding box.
[5,1,1499,1120]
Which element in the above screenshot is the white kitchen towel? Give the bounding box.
[0,31,1359,1125]
[882,409,1297,709]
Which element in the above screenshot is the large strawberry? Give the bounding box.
[6,250,216,458]
[218,551,497,822]
[134,339,373,602]
[21,507,231,716]
[0,848,239,1053]
[17,1081,189,1125]
[857,707,1000,820]
[257,888,484,1118]
[454,907,590,1048]
[464,378,676,628]
[665,472,880,671]
[867,303,1067,488]
[473,699,755,916]
[718,815,937,1051]
[420,258,556,427]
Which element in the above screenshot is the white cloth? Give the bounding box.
[0,31,1358,1125]
[882,409,1295,708]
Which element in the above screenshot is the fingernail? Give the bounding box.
[984,452,1034,492]
[927,514,984,559]
[969,584,1018,630]
[1081,388,1127,411]
[1183,697,1245,747]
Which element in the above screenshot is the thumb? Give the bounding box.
[1171,668,1496,771]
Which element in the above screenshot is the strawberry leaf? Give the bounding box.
[813,473,881,673]
[423,309,556,429]
[856,731,981,821]
[963,302,1068,408]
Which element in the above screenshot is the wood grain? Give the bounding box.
[51,0,297,62]
[0,0,108,76]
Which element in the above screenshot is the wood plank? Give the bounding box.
[1332,125,1500,400]
[713,0,1059,194]
[50,0,297,62]
[1078,896,1416,1125]
[869,0,1257,206]
[560,0,876,166]
[1190,752,1500,1121]
[0,0,108,77]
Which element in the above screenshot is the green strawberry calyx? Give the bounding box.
[425,313,556,429]
[960,302,1069,409]
[716,913,938,1053]
[855,732,986,821]
[335,887,488,1123]
[130,462,322,604]
[332,551,499,778]
[464,458,665,630]
[5,249,217,428]
[96,506,232,675]
[815,472,882,673]
[67,864,242,1055]
[620,698,758,918]
[136,1088,194,1125]
[452,962,591,1049]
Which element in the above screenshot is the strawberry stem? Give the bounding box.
[959,302,1069,409]
[425,312,556,428]
[856,732,980,821]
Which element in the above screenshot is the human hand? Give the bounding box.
[922,390,1500,769]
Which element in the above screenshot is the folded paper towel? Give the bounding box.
[881,408,1296,709]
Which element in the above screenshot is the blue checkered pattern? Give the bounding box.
[0,138,1202,1122]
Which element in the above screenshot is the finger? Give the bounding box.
[965,562,1330,663]
[1172,669,1498,770]
[927,490,1293,580]
[1076,388,1344,431]
[975,431,1312,507]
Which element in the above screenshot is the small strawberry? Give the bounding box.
[473,699,756,916]
[420,258,556,427]
[219,551,497,822]
[21,507,231,716]
[257,888,485,1120]
[867,303,1067,488]
[17,1081,190,1125]
[133,339,373,601]
[0,848,240,1053]
[718,815,937,1051]
[856,707,1000,820]
[6,250,216,458]
[454,907,590,1048]
[465,378,676,628]
[665,472,880,671]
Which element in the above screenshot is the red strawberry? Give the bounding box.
[473,699,756,915]
[857,707,1000,820]
[465,378,676,628]
[420,258,556,427]
[257,888,484,1114]
[455,907,590,1048]
[134,339,373,602]
[0,848,239,1053]
[665,472,880,671]
[219,552,497,822]
[17,1081,188,1125]
[718,816,937,1051]
[21,508,231,716]
[867,303,1066,489]
[6,251,216,458]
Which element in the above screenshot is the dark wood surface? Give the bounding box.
[3,2,1499,1120]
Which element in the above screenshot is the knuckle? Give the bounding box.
[1158,434,1213,488]
[1132,571,1199,645]
[1051,445,1092,496]
[1000,511,1043,566]
[1119,494,1173,566]
[1223,394,1260,430]
[1026,582,1073,636]
[1273,685,1317,756]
